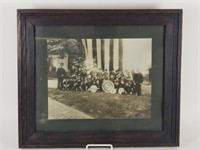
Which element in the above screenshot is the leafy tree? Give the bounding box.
[47,39,85,70]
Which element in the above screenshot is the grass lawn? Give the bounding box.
[48,83,151,119]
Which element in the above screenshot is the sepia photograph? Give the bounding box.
[18,10,182,147]
[47,38,152,119]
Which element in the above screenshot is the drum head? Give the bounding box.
[118,87,125,95]
[102,80,115,93]
[88,85,98,93]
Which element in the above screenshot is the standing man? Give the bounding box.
[133,71,144,96]
[148,67,152,85]
[57,63,66,90]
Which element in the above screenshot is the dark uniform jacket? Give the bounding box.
[57,68,66,78]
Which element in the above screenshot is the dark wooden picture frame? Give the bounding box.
[18,9,182,148]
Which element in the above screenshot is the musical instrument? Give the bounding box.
[88,85,98,93]
[118,87,125,95]
[102,80,115,93]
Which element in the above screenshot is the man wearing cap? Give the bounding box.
[133,72,144,96]
[57,63,66,90]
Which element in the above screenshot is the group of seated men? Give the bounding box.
[57,62,144,96]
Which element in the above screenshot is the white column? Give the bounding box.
[87,39,93,69]
[96,39,102,69]
[81,39,88,61]
[119,39,123,70]
[113,39,119,70]
[104,39,110,71]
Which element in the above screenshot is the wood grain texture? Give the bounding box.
[17,9,182,148]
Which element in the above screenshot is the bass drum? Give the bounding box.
[102,80,115,93]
